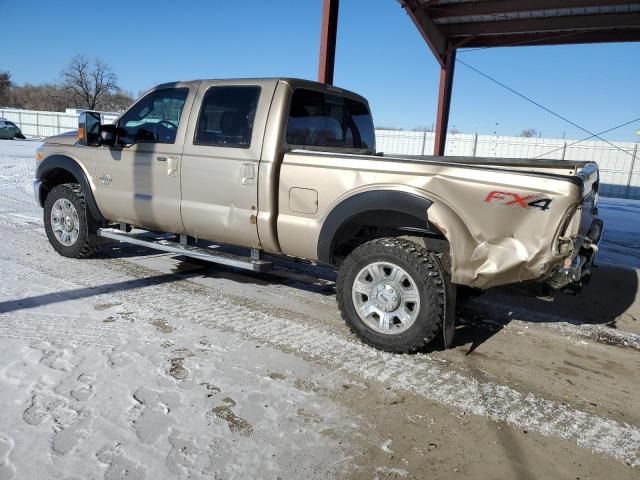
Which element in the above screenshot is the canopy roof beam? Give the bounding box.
[318,0,340,84]
[397,0,640,156]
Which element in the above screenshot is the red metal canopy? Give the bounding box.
[317,0,640,155]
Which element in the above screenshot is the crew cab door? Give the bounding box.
[180,80,276,247]
[93,84,196,233]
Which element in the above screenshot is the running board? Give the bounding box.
[96,228,272,272]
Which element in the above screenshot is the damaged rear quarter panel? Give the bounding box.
[425,168,582,288]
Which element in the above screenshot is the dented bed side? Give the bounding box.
[277,151,596,289]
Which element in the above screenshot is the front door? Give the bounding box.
[180,80,276,247]
[93,85,196,233]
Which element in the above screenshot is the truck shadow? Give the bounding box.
[0,271,198,314]
[95,240,339,296]
[450,264,639,353]
[87,242,640,354]
[165,249,640,356]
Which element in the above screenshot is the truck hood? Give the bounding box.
[44,130,79,146]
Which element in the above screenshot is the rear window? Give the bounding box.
[286,89,375,150]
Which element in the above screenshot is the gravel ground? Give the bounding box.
[0,139,639,479]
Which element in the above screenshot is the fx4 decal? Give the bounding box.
[484,191,552,211]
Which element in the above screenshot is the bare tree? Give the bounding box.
[1,59,133,112]
[0,71,12,106]
[100,89,135,111]
[520,128,538,138]
[61,55,118,110]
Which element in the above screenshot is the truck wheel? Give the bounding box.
[336,238,445,353]
[44,183,96,258]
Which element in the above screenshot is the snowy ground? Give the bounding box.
[0,140,639,479]
[596,197,640,268]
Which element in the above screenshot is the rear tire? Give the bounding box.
[337,237,446,353]
[44,183,96,258]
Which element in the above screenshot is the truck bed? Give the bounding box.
[277,149,599,288]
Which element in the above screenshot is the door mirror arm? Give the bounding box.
[99,124,117,147]
[100,124,136,148]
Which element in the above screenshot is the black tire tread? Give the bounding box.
[336,237,446,353]
[44,183,96,258]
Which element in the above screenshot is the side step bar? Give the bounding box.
[97,228,272,272]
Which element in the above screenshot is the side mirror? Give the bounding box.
[78,111,101,146]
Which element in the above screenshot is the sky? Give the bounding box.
[3,0,640,141]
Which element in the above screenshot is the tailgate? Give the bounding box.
[576,162,600,239]
[548,161,603,290]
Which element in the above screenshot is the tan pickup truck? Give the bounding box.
[34,78,602,353]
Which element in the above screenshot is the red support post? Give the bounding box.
[318,0,339,85]
[434,50,456,156]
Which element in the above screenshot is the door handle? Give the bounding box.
[157,156,177,176]
[241,163,255,185]
[168,156,178,177]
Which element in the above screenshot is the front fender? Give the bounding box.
[35,154,105,222]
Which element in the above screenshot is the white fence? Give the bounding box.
[377,129,640,200]
[1,107,638,199]
[0,108,119,138]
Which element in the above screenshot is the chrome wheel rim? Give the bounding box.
[351,261,420,334]
[50,198,80,246]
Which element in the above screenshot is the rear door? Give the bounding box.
[93,84,196,233]
[180,80,276,247]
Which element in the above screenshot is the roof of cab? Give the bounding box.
[151,77,369,105]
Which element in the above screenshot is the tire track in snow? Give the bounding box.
[2,215,639,467]
[0,319,121,349]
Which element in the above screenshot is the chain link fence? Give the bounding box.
[0,108,119,138]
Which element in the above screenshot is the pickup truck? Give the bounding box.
[33,78,603,353]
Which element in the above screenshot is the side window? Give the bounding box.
[286,89,375,150]
[194,86,261,148]
[345,99,375,150]
[118,88,189,145]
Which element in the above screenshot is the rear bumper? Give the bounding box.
[548,218,604,289]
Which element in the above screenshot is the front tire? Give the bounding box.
[337,238,446,353]
[44,183,96,258]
